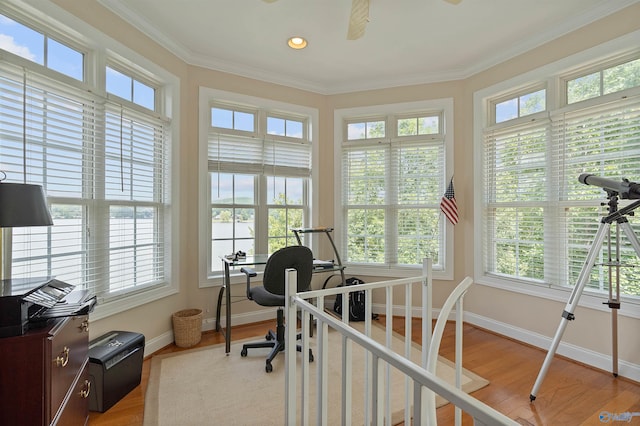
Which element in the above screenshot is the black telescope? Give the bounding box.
[579,174,640,199]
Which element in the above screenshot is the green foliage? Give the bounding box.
[267,194,303,253]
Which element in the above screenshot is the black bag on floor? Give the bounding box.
[333,277,366,321]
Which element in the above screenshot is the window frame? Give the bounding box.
[334,99,455,279]
[266,111,307,141]
[474,31,640,319]
[105,60,159,112]
[561,52,640,106]
[0,0,180,321]
[198,87,319,287]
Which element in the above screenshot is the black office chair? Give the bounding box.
[239,245,314,372]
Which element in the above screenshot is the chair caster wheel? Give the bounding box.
[241,348,248,357]
[265,362,273,373]
[265,333,273,341]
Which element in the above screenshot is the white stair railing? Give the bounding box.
[284,259,518,426]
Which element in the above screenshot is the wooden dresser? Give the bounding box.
[0,315,90,425]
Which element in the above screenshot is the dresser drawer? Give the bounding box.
[52,360,90,426]
[49,315,89,421]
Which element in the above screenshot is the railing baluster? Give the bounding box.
[286,261,517,426]
[404,282,413,426]
[342,332,352,426]
[455,296,463,426]
[372,353,380,426]
[318,319,329,426]
[284,268,297,425]
[422,257,432,368]
[385,286,393,425]
[301,309,310,426]
[364,288,373,426]
[413,381,423,425]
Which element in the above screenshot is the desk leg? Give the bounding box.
[215,286,224,332]
[216,261,232,355]
[225,263,231,354]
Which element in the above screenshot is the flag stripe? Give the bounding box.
[440,178,458,225]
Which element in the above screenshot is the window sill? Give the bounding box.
[344,264,452,281]
[200,263,453,288]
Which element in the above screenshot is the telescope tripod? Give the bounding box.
[530,194,640,401]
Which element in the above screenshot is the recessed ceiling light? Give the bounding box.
[287,36,307,50]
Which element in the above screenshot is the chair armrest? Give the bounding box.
[241,267,258,300]
[240,267,257,277]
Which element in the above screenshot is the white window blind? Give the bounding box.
[343,143,388,264]
[0,60,171,301]
[206,106,311,276]
[482,92,640,296]
[483,117,549,283]
[103,102,169,294]
[342,137,445,268]
[551,94,640,293]
[208,132,311,177]
[395,140,444,265]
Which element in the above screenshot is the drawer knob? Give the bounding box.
[55,346,70,367]
[79,320,89,332]
[80,380,91,398]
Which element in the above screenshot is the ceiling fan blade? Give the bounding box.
[443,0,463,4]
[262,0,278,3]
[347,0,369,40]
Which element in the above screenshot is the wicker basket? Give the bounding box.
[172,309,203,348]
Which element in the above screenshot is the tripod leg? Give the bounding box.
[608,221,640,377]
[530,221,609,401]
[609,222,619,377]
[612,309,618,377]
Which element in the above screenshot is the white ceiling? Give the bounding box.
[98,0,639,94]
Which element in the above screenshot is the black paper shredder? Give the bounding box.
[88,331,145,412]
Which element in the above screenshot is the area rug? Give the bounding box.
[144,322,488,425]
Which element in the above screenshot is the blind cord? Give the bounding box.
[120,107,124,192]
[22,72,27,183]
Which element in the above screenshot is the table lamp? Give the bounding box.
[0,182,53,227]
[0,181,53,280]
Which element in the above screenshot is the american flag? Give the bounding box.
[440,177,458,225]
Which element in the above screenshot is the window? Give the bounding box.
[211,105,255,133]
[211,172,255,260]
[0,7,175,310]
[266,176,305,250]
[106,65,155,110]
[205,100,312,277]
[482,107,549,282]
[267,115,304,139]
[480,53,640,299]
[347,120,385,140]
[0,13,84,81]
[336,101,454,276]
[493,87,546,123]
[566,57,640,104]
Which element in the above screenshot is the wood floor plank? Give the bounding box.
[88,318,640,425]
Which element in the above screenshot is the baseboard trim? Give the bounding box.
[143,331,174,357]
[464,311,640,383]
[147,305,640,383]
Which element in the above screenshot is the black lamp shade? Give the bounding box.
[0,183,53,227]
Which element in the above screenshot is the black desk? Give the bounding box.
[215,252,346,353]
[216,255,268,354]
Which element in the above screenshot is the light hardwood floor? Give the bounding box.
[89,318,640,425]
